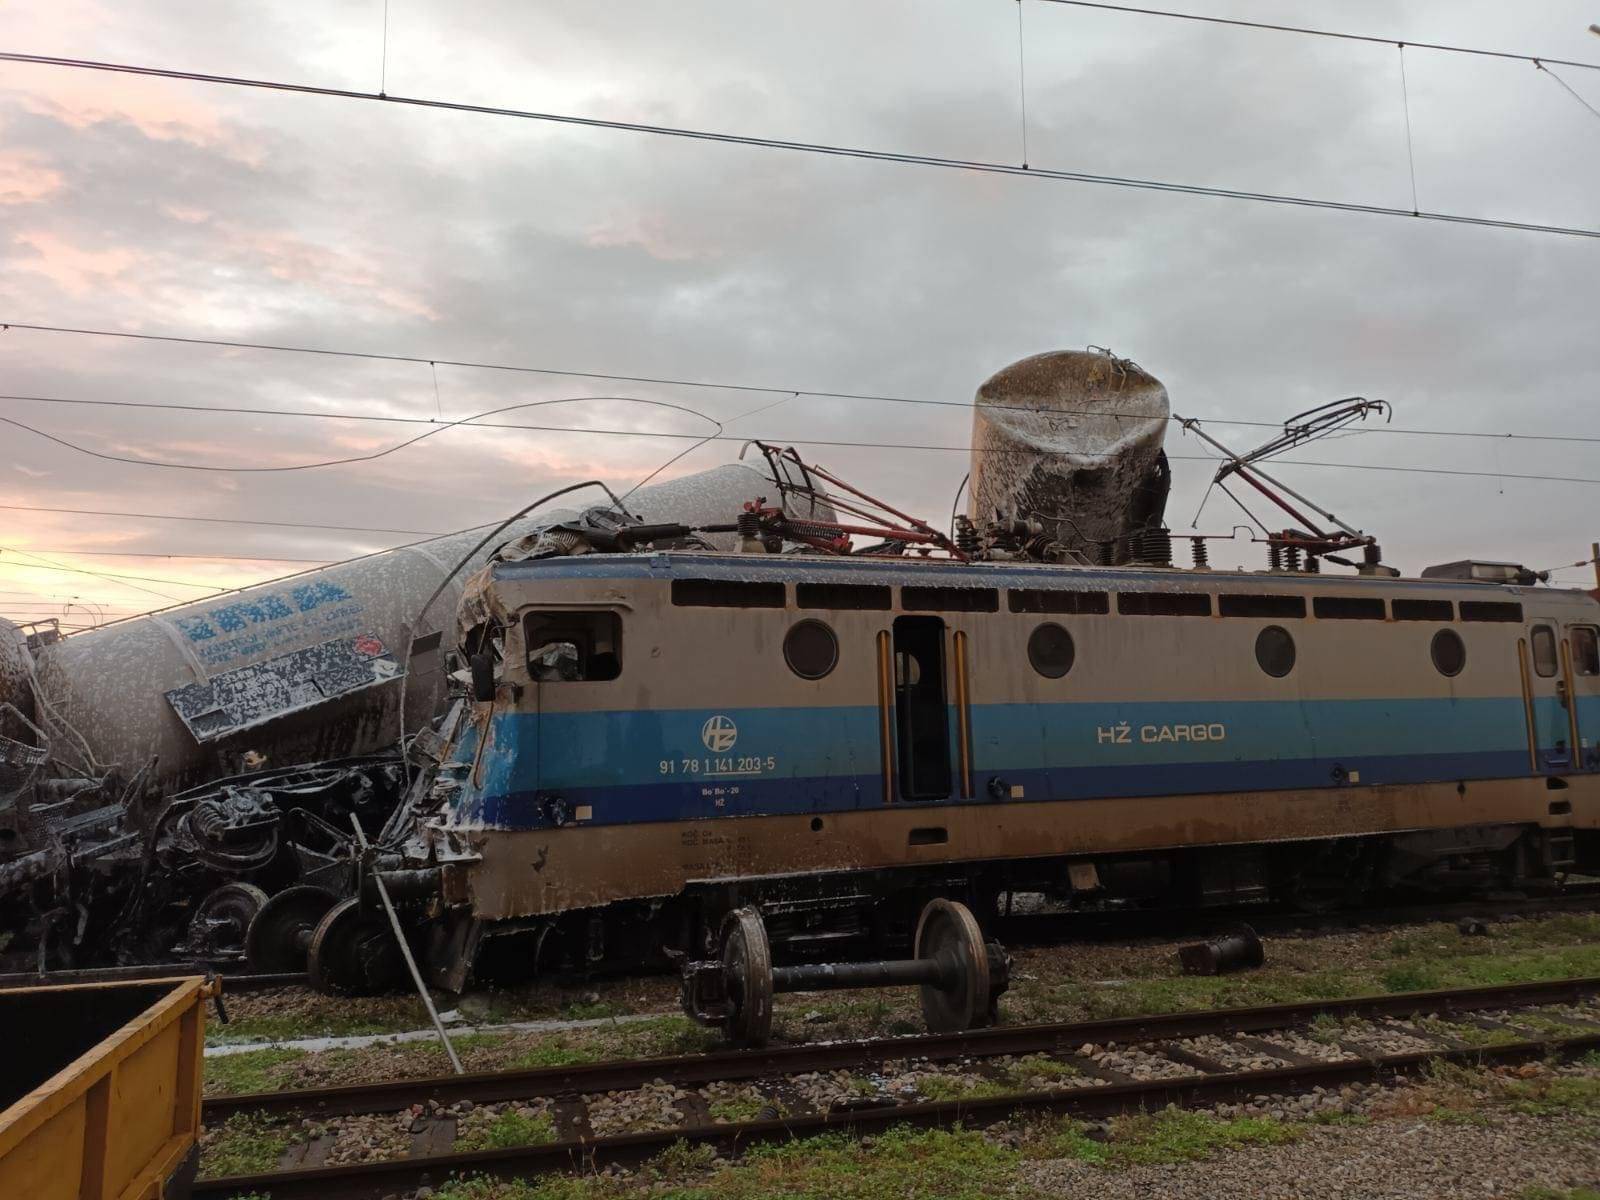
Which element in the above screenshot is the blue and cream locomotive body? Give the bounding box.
[413,550,1600,977]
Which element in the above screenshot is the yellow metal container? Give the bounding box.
[0,976,212,1200]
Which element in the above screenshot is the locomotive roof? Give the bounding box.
[483,550,1597,601]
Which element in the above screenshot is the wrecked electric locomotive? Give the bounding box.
[299,413,1600,994]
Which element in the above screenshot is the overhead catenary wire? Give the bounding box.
[1536,60,1600,124]
[1398,44,1420,214]
[0,502,437,537]
[0,546,225,599]
[1015,0,1031,168]
[1031,0,1600,72]
[5,389,1600,486]
[8,325,1600,445]
[15,548,335,563]
[0,394,720,473]
[0,52,1596,239]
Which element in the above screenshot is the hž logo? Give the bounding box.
[701,714,738,753]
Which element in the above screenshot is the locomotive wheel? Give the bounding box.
[245,885,340,974]
[307,897,405,995]
[188,882,269,959]
[720,907,774,1047]
[913,898,990,1034]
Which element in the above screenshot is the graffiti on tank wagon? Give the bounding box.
[170,581,366,668]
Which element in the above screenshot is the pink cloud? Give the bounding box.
[215,225,440,320]
[585,211,716,262]
[0,151,64,204]
[162,203,212,224]
[10,73,263,165]
[11,229,142,296]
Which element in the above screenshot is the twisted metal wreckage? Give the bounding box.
[0,460,825,973]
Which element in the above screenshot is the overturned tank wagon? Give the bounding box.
[1,463,821,793]
[969,348,1171,564]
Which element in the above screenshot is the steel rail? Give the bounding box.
[195,1027,1600,1200]
[204,975,1600,1122]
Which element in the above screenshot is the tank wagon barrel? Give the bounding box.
[1,463,814,793]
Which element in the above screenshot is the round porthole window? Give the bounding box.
[1431,628,1466,677]
[784,619,838,680]
[1027,623,1075,679]
[1255,625,1296,677]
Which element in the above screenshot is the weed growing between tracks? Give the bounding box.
[454,1108,557,1152]
[198,1113,296,1177]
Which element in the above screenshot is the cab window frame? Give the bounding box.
[1572,624,1600,677]
[1530,624,1559,679]
[522,608,623,682]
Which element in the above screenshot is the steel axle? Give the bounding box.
[682,898,1010,1046]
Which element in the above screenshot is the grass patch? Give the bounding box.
[1501,1073,1600,1116]
[1521,1189,1600,1200]
[1025,1110,1300,1168]
[1507,1012,1595,1038]
[1077,971,1372,1021]
[914,1075,1010,1102]
[434,1178,612,1200]
[435,1125,1021,1200]
[207,1011,402,1045]
[505,1040,602,1069]
[1380,944,1600,994]
[728,1125,1017,1198]
[999,1054,1080,1087]
[600,1016,722,1059]
[200,1113,297,1178]
[1016,913,1600,1029]
[455,1109,557,1152]
[708,1094,771,1123]
[203,1046,307,1095]
[1412,1017,1523,1048]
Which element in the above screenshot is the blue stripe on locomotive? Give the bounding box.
[450,694,1591,830]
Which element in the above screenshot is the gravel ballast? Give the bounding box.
[1021,1109,1600,1199]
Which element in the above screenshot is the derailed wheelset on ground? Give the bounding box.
[681,898,1010,1046]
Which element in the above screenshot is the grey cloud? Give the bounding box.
[1,0,1597,615]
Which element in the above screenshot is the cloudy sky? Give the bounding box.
[1,0,1597,626]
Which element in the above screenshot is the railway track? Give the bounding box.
[197,976,1600,1200]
